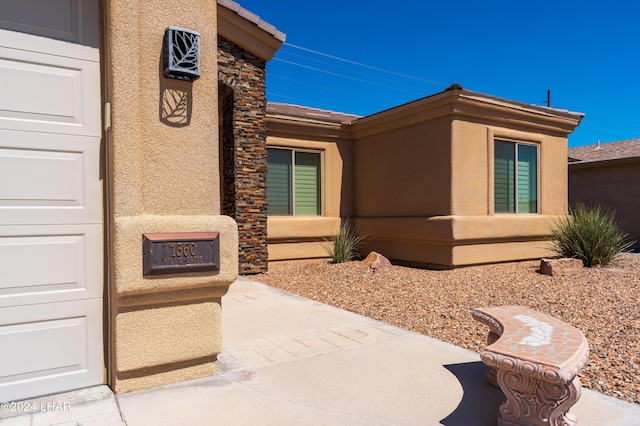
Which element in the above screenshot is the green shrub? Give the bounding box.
[325,221,365,264]
[550,203,634,267]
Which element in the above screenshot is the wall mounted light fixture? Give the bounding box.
[163,26,201,82]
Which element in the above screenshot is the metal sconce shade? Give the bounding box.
[163,26,201,81]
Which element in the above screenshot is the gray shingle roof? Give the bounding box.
[568,139,640,163]
[266,102,361,124]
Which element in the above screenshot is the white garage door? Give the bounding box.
[0,26,103,401]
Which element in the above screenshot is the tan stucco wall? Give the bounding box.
[356,215,560,267]
[268,216,341,260]
[353,116,452,217]
[107,0,220,216]
[267,90,581,267]
[570,160,640,247]
[462,124,569,217]
[266,120,353,260]
[114,301,221,392]
[539,134,571,216]
[106,0,238,393]
[444,119,570,263]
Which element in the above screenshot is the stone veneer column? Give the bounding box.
[218,36,268,274]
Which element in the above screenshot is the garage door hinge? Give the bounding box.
[104,102,112,131]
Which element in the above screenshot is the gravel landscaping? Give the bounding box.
[255,254,640,405]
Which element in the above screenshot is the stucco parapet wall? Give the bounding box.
[357,215,562,244]
[217,0,285,61]
[350,89,583,139]
[112,214,238,296]
[268,216,341,241]
[452,92,583,135]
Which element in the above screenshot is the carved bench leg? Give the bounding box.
[485,331,500,388]
[496,369,581,426]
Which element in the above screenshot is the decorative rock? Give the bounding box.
[539,258,583,276]
[363,251,393,272]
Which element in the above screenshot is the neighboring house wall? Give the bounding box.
[568,140,640,248]
[267,87,582,267]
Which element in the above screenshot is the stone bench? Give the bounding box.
[472,306,589,426]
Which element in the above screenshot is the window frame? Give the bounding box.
[266,147,323,216]
[493,139,539,215]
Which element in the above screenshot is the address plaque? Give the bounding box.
[143,232,220,276]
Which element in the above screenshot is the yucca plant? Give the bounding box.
[550,203,634,267]
[325,220,365,264]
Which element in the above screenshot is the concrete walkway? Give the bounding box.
[2,277,639,425]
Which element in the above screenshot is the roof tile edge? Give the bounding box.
[267,102,361,125]
[217,0,286,42]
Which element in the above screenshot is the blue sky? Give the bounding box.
[236,0,640,147]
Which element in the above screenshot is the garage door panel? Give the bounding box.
[0,317,84,378]
[0,298,103,402]
[0,147,82,205]
[0,130,101,224]
[0,11,102,402]
[0,225,102,307]
[0,56,80,122]
[0,29,99,136]
[0,0,100,48]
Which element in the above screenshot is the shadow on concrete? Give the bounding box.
[440,361,505,426]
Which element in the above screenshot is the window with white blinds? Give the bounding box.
[494,140,538,214]
[267,148,321,216]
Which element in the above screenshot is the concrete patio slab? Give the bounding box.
[2,276,639,425]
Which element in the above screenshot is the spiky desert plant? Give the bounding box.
[550,203,634,267]
[325,220,366,264]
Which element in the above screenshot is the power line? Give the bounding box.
[574,125,638,143]
[278,50,402,86]
[269,74,382,101]
[587,115,640,133]
[268,92,316,104]
[574,115,640,143]
[272,58,424,95]
[283,43,447,87]
[578,127,619,138]
[277,44,640,143]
